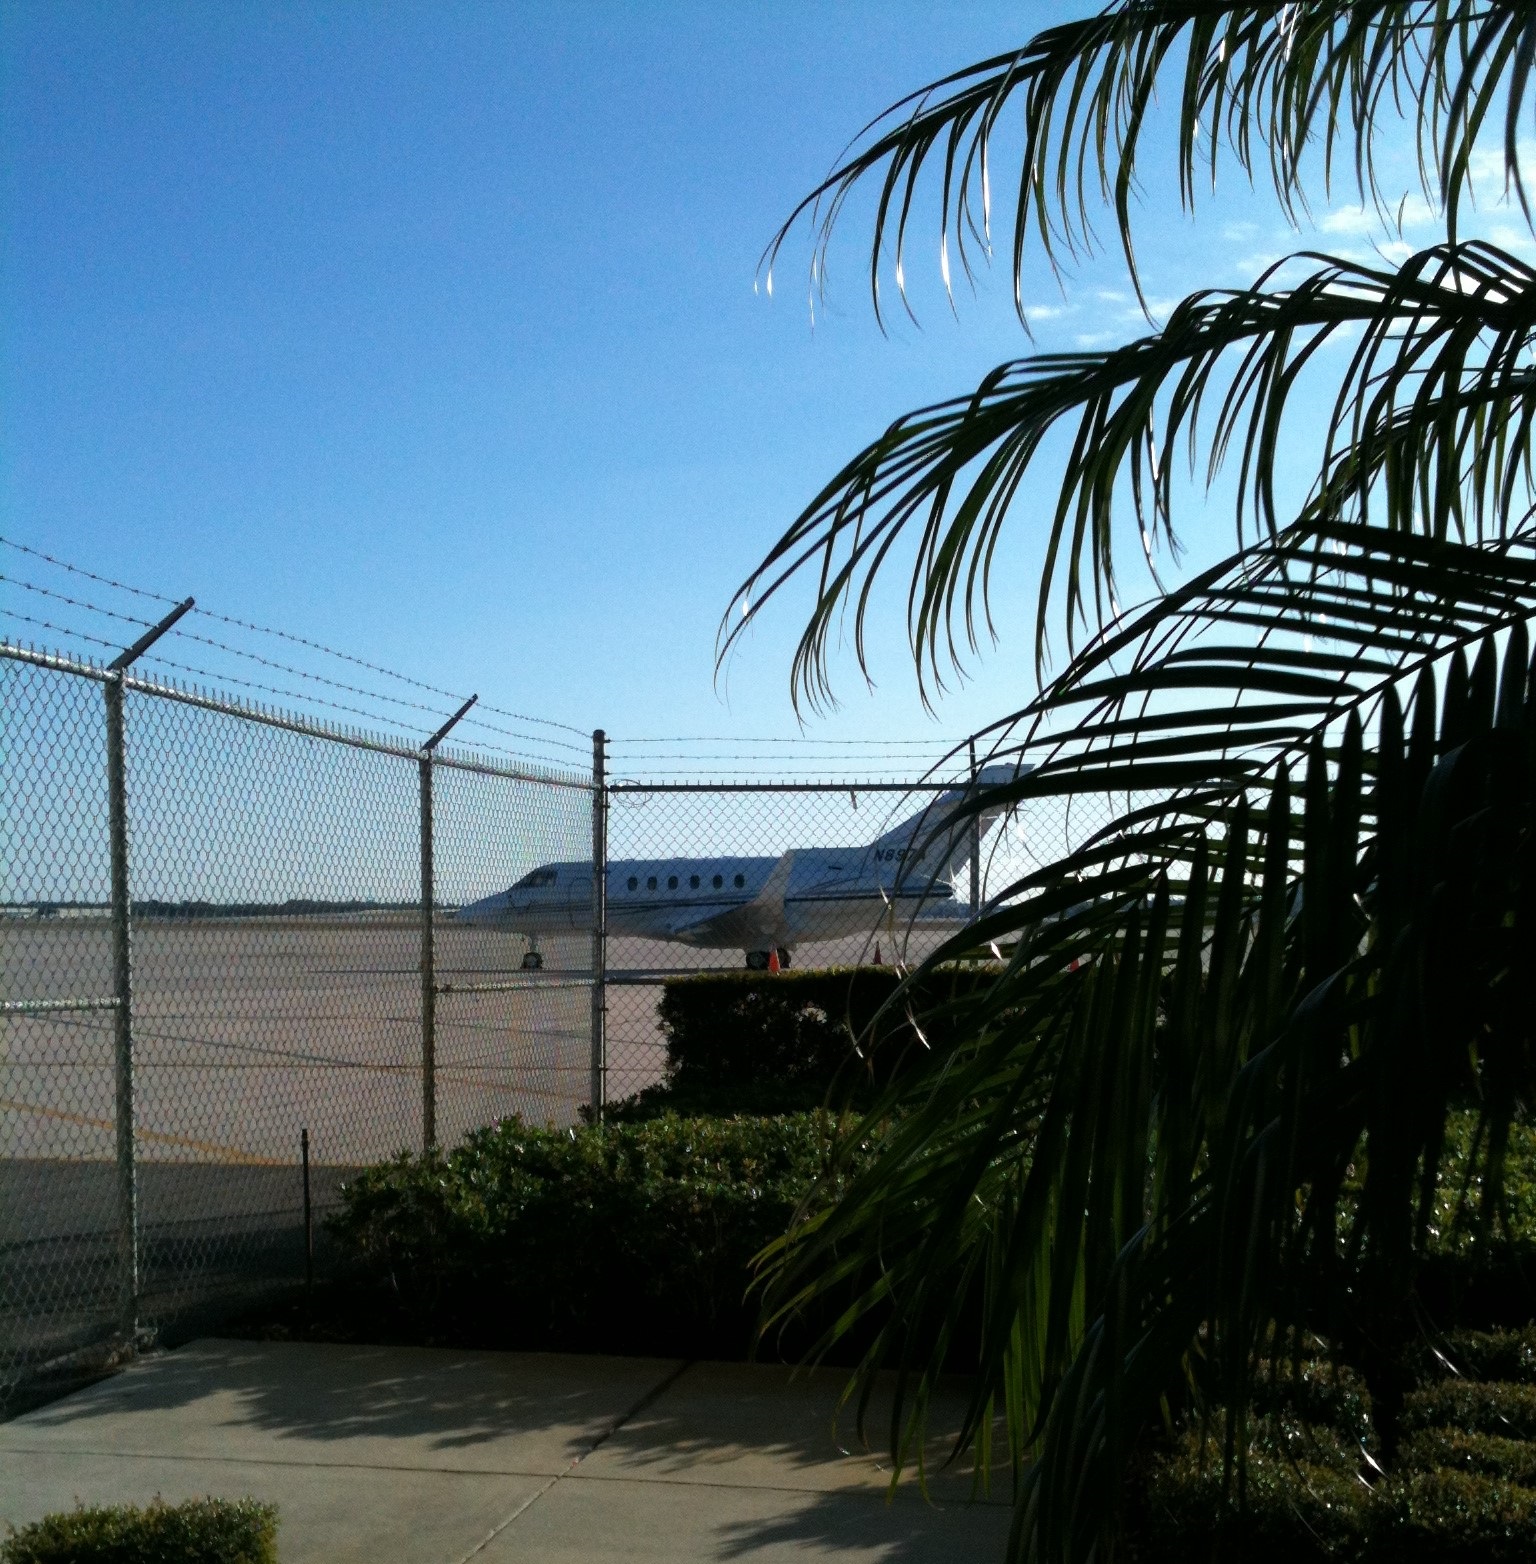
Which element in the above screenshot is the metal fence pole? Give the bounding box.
[104,671,139,1341]
[590,729,607,1119]
[419,753,436,1152]
[968,738,981,921]
[100,596,193,1346]
[418,695,476,1155]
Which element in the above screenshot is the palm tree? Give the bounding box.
[725,6,1536,1560]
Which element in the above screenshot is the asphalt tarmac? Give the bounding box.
[1,913,936,1405]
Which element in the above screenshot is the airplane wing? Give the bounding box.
[655,851,794,948]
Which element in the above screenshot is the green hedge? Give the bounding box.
[1,1498,277,1564]
[610,966,990,1119]
[1402,1379,1536,1439]
[1135,1351,1536,1562]
[328,1111,873,1358]
[1400,1428,1536,1486]
[1139,1425,1536,1562]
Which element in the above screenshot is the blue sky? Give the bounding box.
[3,2,1526,777]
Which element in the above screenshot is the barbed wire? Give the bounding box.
[187,602,590,738]
[614,734,973,747]
[0,614,573,766]
[606,751,964,763]
[1,536,589,739]
[0,537,179,605]
[2,572,585,756]
[1,574,160,628]
[0,611,128,656]
[3,540,981,766]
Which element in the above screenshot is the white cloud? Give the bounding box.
[1233,251,1289,279]
[1221,221,1260,242]
[1318,194,1435,236]
[1318,206,1378,237]
[1075,330,1115,348]
[1486,222,1536,259]
[1094,288,1129,303]
[1468,141,1536,201]
[1023,303,1073,320]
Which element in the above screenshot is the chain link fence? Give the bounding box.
[3,634,1117,1416]
[595,776,1119,1106]
[1,644,592,1414]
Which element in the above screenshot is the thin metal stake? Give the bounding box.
[301,1127,314,1299]
[589,729,608,1120]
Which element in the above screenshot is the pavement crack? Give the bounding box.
[454,1359,694,1563]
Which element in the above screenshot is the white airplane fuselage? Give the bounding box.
[456,765,1026,957]
[458,846,969,951]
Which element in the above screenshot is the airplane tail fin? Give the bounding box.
[864,763,1028,883]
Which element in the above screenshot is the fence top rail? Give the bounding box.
[0,640,592,789]
[608,778,974,794]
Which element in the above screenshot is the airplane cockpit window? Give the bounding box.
[667,875,679,890]
[689,874,700,889]
[733,873,745,888]
[712,874,723,889]
[627,876,638,892]
[514,868,558,889]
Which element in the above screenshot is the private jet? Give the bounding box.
[457,764,1026,969]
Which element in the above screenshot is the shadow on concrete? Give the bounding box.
[709,1487,1015,1561]
[17,1339,678,1459]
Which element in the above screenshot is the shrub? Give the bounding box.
[1400,1427,1536,1487]
[1,1497,277,1564]
[329,1112,876,1358]
[1138,1434,1536,1563]
[1412,1327,1536,1384]
[1402,1379,1536,1440]
[1367,1469,1536,1562]
[615,966,991,1119]
[1137,1441,1365,1562]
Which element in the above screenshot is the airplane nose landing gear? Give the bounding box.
[745,948,792,971]
[521,936,544,972]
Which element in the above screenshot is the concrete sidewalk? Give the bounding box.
[0,1340,1012,1562]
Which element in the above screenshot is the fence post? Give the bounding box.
[589,729,607,1119]
[104,671,139,1342]
[419,753,436,1152]
[418,695,476,1155]
[101,596,194,1346]
[968,739,981,921]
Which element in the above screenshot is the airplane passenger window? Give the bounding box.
[647,876,657,890]
[667,875,678,890]
[713,874,722,888]
[734,873,745,888]
[689,874,700,889]
[627,876,637,892]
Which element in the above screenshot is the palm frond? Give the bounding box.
[725,241,1536,706]
[764,0,1535,321]
[756,521,1536,1562]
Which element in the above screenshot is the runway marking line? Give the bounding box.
[0,1097,286,1165]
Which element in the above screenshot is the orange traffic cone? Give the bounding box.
[872,943,882,966]
[767,947,781,974]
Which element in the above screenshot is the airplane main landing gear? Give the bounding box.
[745,948,792,971]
